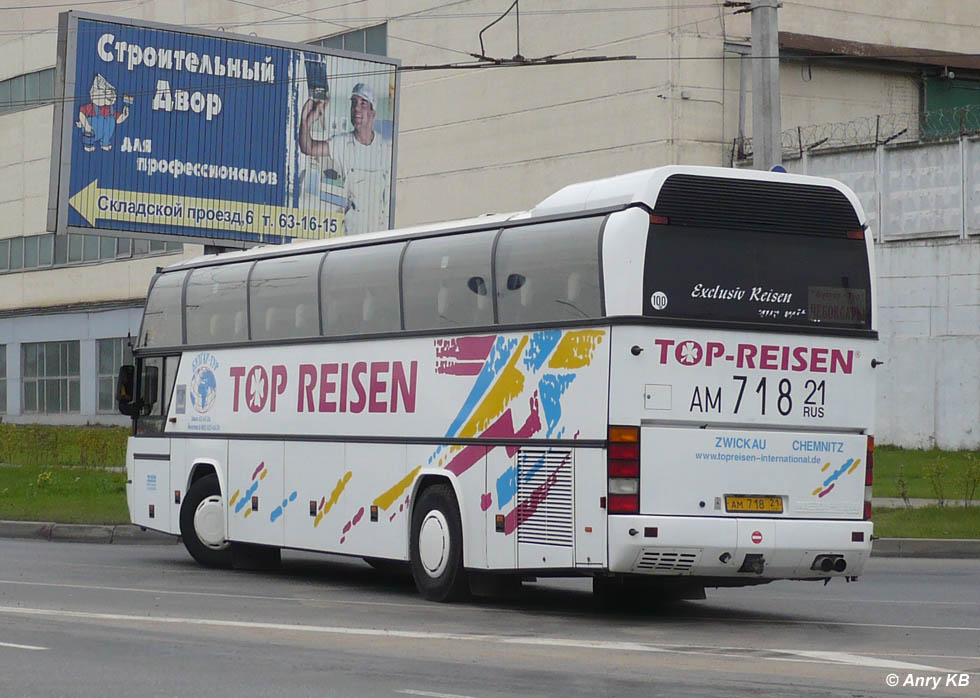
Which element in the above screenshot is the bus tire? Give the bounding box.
[179,474,233,569]
[410,484,469,602]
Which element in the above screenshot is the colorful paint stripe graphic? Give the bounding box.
[313,329,604,544]
[314,472,352,527]
[354,329,604,541]
[228,461,295,522]
[230,461,268,518]
[812,457,861,497]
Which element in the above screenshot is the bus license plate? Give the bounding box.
[725,495,783,513]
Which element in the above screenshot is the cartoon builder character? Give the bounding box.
[77,74,130,152]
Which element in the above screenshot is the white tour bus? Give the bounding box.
[120,165,879,602]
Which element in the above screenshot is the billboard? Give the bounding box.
[48,12,400,246]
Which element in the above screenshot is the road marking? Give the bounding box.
[0,579,426,609]
[680,614,980,633]
[1,579,976,631]
[504,637,669,653]
[0,579,312,602]
[764,649,948,671]
[0,605,966,673]
[0,641,48,651]
[721,594,980,607]
[398,691,478,698]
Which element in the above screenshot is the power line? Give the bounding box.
[398,136,737,181]
[10,43,980,114]
[221,0,476,59]
[781,1,980,29]
[550,11,729,58]
[0,0,144,9]
[0,2,728,18]
[0,2,729,37]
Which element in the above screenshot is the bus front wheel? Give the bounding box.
[179,473,233,569]
[410,484,469,602]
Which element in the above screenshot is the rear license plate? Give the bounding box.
[725,495,783,513]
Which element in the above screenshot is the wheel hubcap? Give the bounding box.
[194,495,229,550]
[418,510,450,578]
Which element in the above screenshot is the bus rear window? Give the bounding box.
[643,224,871,330]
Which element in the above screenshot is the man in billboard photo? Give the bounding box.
[299,82,390,235]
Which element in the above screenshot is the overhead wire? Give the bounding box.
[221,0,477,59]
[2,0,976,114]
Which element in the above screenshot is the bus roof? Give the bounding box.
[163,165,867,273]
[530,165,867,222]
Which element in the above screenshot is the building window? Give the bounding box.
[97,338,133,412]
[0,345,6,413]
[0,67,56,115]
[0,233,182,275]
[22,341,80,414]
[922,76,980,139]
[310,24,387,56]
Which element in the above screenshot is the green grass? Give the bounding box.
[0,424,129,468]
[0,425,977,536]
[873,446,980,501]
[0,464,129,524]
[873,506,980,539]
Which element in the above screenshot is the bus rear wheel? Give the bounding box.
[410,484,469,602]
[179,473,233,569]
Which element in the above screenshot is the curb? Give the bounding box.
[0,520,976,557]
[0,520,177,545]
[871,537,980,559]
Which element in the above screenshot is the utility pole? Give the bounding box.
[751,0,781,170]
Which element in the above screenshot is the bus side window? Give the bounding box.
[139,271,187,348]
[185,262,250,345]
[295,304,316,336]
[209,313,232,341]
[402,231,495,330]
[249,254,321,340]
[322,243,402,336]
[495,218,603,324]
[234,310,247,338]
[135,355,180,435]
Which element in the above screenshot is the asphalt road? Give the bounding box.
[0,540,978,698]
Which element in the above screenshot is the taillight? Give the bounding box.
[608,426,640,514]
[864,436,874,520]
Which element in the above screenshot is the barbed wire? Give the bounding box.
[736,104,980,161]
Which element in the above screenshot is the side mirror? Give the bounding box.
[506,273,526,291]
[141,365,159,411]
[117,365,137,416]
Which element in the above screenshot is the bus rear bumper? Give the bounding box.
[607,515,873,580]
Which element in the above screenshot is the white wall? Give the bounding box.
[777,141,980,449]
[876,240,979,450]
[0,304,143,426]
[2,0,979,439]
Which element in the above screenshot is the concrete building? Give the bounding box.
[0,1,977,447]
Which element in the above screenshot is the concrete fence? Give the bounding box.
[754,138,980,449]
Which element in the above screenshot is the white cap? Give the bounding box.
[351,82,375,108]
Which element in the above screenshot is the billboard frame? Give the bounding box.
[47,10,401,249]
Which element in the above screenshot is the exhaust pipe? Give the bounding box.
[811,554,846,573]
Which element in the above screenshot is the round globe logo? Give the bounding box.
[189,364,217,414]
